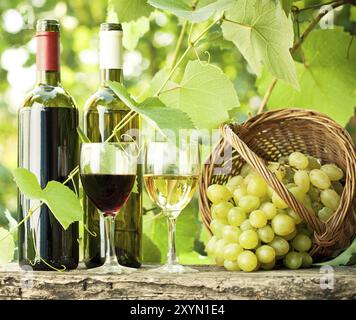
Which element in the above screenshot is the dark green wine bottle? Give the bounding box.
[18,19,79,270]
[83,23,142,268]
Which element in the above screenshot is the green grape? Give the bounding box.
[253,263,261,272]
[207,184,232,204]
[289,186,306,203]
[215,257,225,266]
[294,170,310,193]
[214,239,227,258]
[286,183,297,189]
[307,156,321,170]
[260,202,277,220]
[212,201,234,220]
[309,169,331,190]
[292,234,312,252]
[267,186,274,198]
[256,245,276,264]
[261,260,276,270]
[224,259,240,271]
[284,167,295,183]
[289,152,309,170]
[233,186,248,205]
[244,172,259,186]
[321,164,344,181]
[223,243,244,261]
[257,225,275,243]
[320,189,340,211]
[226,176,245,193]
[312,201,323,213]
[303,195,313,213]
[240,163,253,177]
[268,162,286,181]
[240,219,254,231]
[318,207,334,222]
[332,181,344,195]
[239,195,260,213]
[227,207,246,227]
[272,191,288,209]
[297,223,313,237]
[272,214,296,236]
[276,209,287,215]
[210,219,226,238]
[222,225,240,243]
[308,186,320,202]
[247,175,268,198]
[237,250,258,272]
[287,208,303,224]
[300,252,313,267]
[206,236,218,256]
[249,210,268,228]
[239,230,259,249]
[282,229,297,241]
[269,237,290,257]
[278,156,289,165]
[284,252,303,269]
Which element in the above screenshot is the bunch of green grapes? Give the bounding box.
[206,152,344,272]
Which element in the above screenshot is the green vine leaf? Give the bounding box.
[108,81,195,140]
[257,28,356,126]
[279,0,293,16]
[0,228,15,265]
[316,237,356,266]
[112,0,153,22]
[148,0,234,22]
[13,168,44,200]
[122,17,150,51]
[142,234,161,263]
[221,0,299,89]
[13,168,82,230]
[159,60,240,129]
[43,181,83,230]
[143,202,198,263]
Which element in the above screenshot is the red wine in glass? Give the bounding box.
[80,174,135,216]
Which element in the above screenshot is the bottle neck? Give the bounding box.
[37,70,61,86]
[100,69,123,87]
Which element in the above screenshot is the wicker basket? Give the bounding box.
[199,108,356,261]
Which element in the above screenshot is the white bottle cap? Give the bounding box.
[99,30,123,69]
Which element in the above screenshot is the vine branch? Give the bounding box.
[155,16,222,96]
[170,21,188,71]
[257,0,349,114]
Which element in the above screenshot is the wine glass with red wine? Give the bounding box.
[80,142,138,274]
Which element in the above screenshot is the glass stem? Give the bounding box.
[103,214,119,267]
[166,215,178,266]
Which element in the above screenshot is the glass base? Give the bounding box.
[148,264,198,274]
[87,261,137,275]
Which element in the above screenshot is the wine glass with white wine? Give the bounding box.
[144,140,200,273]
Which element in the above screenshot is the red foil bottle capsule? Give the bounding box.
[36,28,60,71]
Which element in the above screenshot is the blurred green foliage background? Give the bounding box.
[0,0,256,225]
[0,0,355,241]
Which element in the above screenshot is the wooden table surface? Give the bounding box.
[0,264,355,300]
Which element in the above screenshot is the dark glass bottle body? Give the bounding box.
[83,69,142,268]
[18,70,79,270]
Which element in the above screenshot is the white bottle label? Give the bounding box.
[99,30,123,69]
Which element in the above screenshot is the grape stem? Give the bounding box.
[257,0,349,114]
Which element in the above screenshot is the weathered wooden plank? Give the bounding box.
[0,265,355,300]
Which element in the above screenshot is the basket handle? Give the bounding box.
[221,123,326,236]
